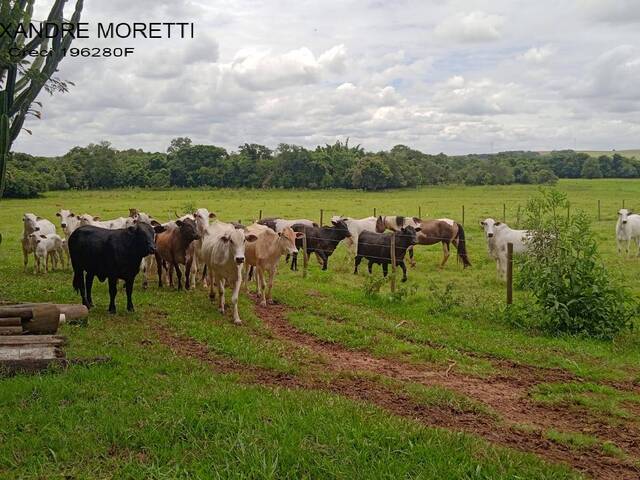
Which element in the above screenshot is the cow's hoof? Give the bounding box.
[233,319,242,325]
[108,309,116,315]
[401,278,408,283]
[127,306,135,312]
[260,301,267,307]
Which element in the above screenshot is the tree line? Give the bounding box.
[4,137,639,198]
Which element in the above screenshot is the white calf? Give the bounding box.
[78,214,128,229]
[30,233,64,273]
[616,209,640,256]
[201,221,258,324]
[480,218,530,280]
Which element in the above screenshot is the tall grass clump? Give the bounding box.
[515,189,636,339]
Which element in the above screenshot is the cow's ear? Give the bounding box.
[245,234,258,243]
[495,222,502,226]
[331,220,338,226]
[93,216,101,221]
[40,234,47,239]
[480,221,486,227]
[295,232,305,239]
[415,227,422,232]
[150,220,161,227]
[209,212,216,219]
[153,225,166,234]
[176,220,183,227]
[413,217,421,223]
[70,212,75,217]
[56,212,61,217]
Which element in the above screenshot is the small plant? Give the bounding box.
[362,275,388,298]
[388,282,419,303]
[426,281,461,313]
[517,189,637,340]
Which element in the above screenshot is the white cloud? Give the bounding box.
[583,0,640,24]
[519,45,554,63]
[434,11,505,43]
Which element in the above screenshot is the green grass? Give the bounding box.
[579,149,640,159]
[3,179,640,477]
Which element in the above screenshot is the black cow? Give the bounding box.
[354,226,420,282]
[291,220,351,271]
[69,223,162,313]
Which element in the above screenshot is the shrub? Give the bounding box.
[517,189,636,339]
[3,167,44,198]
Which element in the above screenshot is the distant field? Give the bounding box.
[1,179,640,479]
[579,149,640,158]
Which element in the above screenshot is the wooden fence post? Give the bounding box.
[374,207,377,217]
[597,200,601,221]
[503,203,506,223]
[259,209,263,220]
[418,206,421,219]
[506,242,513,305]
[320,209,324,226]
[302,234,308,279]
[390,233,397,294]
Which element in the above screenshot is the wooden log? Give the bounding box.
[0,303,88,322]
[0,335,66,346]
[0,326,23,335]
[22,305,60,334]
[0,317,21,327]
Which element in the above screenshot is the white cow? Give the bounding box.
[480,218,530,280]
[29,233,64,273]
[78,214,128,229]
[190,208,217,288]
[616,209,640,256]
[330,215,377,256]
[55,209,81,266]
[201,221,258,324]
[22,213,56,272]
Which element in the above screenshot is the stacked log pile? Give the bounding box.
[0,303,89,374]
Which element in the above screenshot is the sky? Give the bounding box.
[13,0,640,156]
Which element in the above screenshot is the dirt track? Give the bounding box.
[156,298,640,480]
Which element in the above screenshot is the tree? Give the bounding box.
[350,155,393,191]
[167,137,192,155]
[581,157,603,179]
[0,0,84,197]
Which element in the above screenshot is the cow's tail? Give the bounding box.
[455,223,471,268]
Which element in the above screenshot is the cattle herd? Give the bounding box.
[17,207,639,323]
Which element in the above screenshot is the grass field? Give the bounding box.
[2,179,640,479]
[579,150,640,159]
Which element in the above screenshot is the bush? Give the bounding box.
[3,167,44,198]
[516,189,636,339]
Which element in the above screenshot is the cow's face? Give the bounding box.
[78,214,99,226]
[56,209,76,229]
[176,218,200,242]
[480,218,503,238]
[279,227,300,255]
[193,208,215,235]
[400,226,419,245]
[23,213,39,232]
[221,229,258,265]
[130,223,156,255]
[619,209,632,225]
[330,219,351,236]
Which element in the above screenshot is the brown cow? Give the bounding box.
[154,218,200,290]
[245,223,301,306]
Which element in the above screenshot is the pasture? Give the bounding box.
[1,179,640,479]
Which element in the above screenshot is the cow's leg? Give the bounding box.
[175,263,183,290]
[354,255,362,274]
[231,278,242,324]
[189,256,197,290]
[409,245,416,268]
[265,267,276,305]
[125,278,135,312]
[382,263,388,277]
[627,239,631,257]
[208,269,216,302]
[44,253,50,273]
[399,261,408,282]
[85,273,95,308]
[257,267,267,307]
[201,263,209,289]
[319,252,329,270]
[22,242,29,272]
[168,262,175,288]
[156,253,164,287]
[218,278,226,315]
[440,242,450,268]
[108,276,118,314]
[75,271,88,308]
